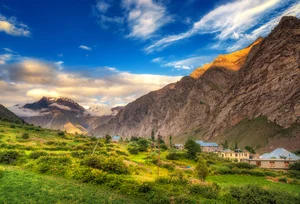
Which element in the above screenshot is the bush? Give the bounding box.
[29,151,48,159]
[0,150,22,164]
[36,156,71,175]
[289,162,300,171]
[21,133,29,139]
[57,131,65,137]
[71,167,95,183]
[115,150,128,156]
[227,162,255,169]
[189,183,220,199]
[161,163,175,171]
[166,152,183,160]
[195,159,209,180]
[128,148,139,155]
[0,166,4,178]
[81,155,129,174]
[278,177,288,183]
[71,151,87,159]
[229,185,300,204]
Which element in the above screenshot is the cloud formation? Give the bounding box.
[94,0,172,39]
[0,58,182,113]
[0,14,30,36]
[145,0,299,53]
[79,45,92,51]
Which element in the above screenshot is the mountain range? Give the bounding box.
[5,16,300,152]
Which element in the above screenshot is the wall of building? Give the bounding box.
[218,151,250,162]
[246,159,298,169]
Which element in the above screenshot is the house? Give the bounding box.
[195,140,221,152]
[111,135,121,143]
[217,149,250,162]
[174,144,184,150]
[242,148,300,169]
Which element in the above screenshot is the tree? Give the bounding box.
[151,129,155,142]
[169,135,173,148]
[223,140,228,149]
[234,142,238,150]
[105,134,111,143]
[245,146,256,154]
[195,159,208,180]
[184,139,201,159]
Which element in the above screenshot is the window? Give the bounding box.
[256,161,261,166]
[284,161,289,167]
[235,153,238,157]
[230,153,232,156]
[244,154,247,157]
[270,161,275,167]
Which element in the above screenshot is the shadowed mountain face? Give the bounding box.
[0,104,24,123]
[90,16,300,151]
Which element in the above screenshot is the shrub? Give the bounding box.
[21,133,29,139]
[71,167,95,183]
[195,159,209,180]
[29,151,48,159]
[289,162,300,171]
[227,162,255,169]
[36,156,71,175]
[57,131,65,137]
[81,155,129,174]
[184,139,201,159]
[161,163,175,171]
[90,137,97,141]
[137,139,149,152]
[128,148,139,155]
[160,144,168,151]
[229,185,300,204]
[0,150,22,164]
[278,177,288,183]
[115,150,128,156]
[189,183,220,199]
[71,151,87,159]
[166,152,181,160]
[138,182,153,193]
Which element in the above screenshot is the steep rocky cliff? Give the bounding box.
[90,16,300,151]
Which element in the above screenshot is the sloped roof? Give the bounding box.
[195,140,218,147]
[259,148,300,160]
[112,135,121,140]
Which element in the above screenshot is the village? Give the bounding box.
[110,135,300,170]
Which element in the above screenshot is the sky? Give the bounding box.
[0,0,299,115]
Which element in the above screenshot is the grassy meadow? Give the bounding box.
[0,120,300,203]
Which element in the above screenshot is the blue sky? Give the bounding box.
[0,0,299,114]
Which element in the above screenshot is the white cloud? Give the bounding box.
[3,48,17,54]
[144,0,296,53]
[96,0,111,13]
[0,14,30,36]
[0,58,182,112]
[79,45,92,51]
[151,57,164,63]
[156,56,212,70]
[122,0,172,39]
[55,61,64,70]
[0,54,12,64]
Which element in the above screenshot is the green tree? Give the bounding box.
[184,139,201,159]
[245,146,256,154]
[105,134,111,143]
[195,159,208,180]
[234,142,238,150]
[223,140,228,149]
[151,129,155,142]
[169,135,173,148]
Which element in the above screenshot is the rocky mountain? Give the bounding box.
[0,104,24,123]
[17,97,89,133]
[90,16,300,151]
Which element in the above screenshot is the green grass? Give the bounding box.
[0,165,145,204]
[207,175,300,195]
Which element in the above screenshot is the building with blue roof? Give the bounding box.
[195,140,221,152]
[112,135,121,143]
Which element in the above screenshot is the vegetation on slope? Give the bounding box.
[0,120,299,203]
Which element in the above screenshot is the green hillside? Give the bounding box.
[0,119,299,203]
[0,104,24,124]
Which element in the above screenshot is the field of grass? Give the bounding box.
[0,166,143,204]
[208,175,300,195]
[0,120,299,203]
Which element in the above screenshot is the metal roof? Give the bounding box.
[259,148,300,160]
[112,135,121,140]
[195,140,218,147]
